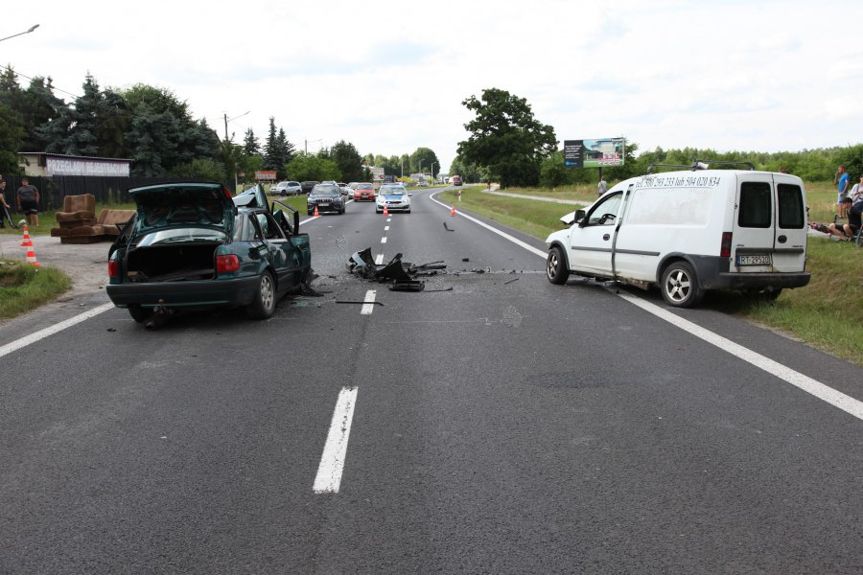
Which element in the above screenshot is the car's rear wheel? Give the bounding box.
[660,261,704,308]
[546,246,569,285]
[128,304,152,323]
[247,271,276,319]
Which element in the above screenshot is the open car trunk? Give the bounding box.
[125,243,220,282]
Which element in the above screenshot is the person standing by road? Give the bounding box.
[0,176,12,228]
[597,176,608,197]
[835,165,849,219]
[16,177,40,228]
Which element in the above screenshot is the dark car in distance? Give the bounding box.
[106,183,311,323]
[307,184,346,215]
[300,181,320,195]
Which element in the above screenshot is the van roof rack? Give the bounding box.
[646,163,691,174]
[692,159,756,171]
[647,160,756,174]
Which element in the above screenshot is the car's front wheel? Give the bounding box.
[247,271,277,319]
[546,246,569,285]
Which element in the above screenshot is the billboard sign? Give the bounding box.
[255,170,277,181]
[564,138,625,168]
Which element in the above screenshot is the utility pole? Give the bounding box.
[0,24,39,43]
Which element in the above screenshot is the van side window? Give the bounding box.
[586,192,623,226]
[738,182,771,228]
[777,184,804,229]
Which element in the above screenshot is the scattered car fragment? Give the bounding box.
[346,248,447,284]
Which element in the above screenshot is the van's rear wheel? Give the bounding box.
[660,261,703,308]
[546,246,569,285]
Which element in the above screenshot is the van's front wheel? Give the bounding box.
[546,246,570,285]
[660,261,703,308]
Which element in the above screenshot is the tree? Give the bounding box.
[172,158,226,182]
[410,147,439,176]
[263,117,279,171]
[243,128,260,156]
[285,152,340,181]
[274,128,295,178]
[0,102,24,174]
[457,88,557,188]
[330,140,364,182]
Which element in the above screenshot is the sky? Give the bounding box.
[3,0,862,172]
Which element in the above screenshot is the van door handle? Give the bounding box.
[602,233,610,241]
[777,235,787,243]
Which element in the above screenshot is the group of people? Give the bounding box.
[826,165,863,241]
[0,175,41,229]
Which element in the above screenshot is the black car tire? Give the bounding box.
[660,260,704,308]
[128,304,152,323]
[247,271,277,319]
[546,246,569,285]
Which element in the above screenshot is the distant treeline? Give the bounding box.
[540,143,863,187]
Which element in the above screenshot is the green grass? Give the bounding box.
[437,183,863,365]
[493,184,598,202]
[0,260,72,319]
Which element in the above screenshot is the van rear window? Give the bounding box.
[777,184,804,229]
[738,182,771,228]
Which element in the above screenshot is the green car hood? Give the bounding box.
[129,183,236,236]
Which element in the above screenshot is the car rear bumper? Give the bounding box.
[106,275,260,308]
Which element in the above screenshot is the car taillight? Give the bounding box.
[216,254,240,273]
[720,232,733,258]
[108,260,119,278]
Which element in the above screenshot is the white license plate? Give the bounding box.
[319,202,330,206]
[737,254,771,266]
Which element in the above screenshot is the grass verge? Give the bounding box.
[438,185,863,365]
[0,260,72,319]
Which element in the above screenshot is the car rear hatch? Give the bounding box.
[731,173,807,273]
[124,183,236,282]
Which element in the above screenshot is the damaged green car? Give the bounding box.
[107,183,311,323]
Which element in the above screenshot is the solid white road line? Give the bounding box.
[428,191,863,422]
[0,302,115,360]
[313,386,358,494]
[428,192,546,258]
[381,237,387,244]
[619,293,863,421]
[375,254,384,265]
[360,290,377,315]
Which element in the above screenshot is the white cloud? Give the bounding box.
[4,0,861,171]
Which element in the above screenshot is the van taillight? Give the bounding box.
[216,254,240,273]
[108,260,119,278]
[720,232,733,258]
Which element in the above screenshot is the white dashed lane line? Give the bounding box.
[381,237,387,244]
[313,386,358,494]
[375,254,384,265]
[384,226,390,231]
[360,290,377,316]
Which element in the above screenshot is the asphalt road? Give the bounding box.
[1,188,861,574]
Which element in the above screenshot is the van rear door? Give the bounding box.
[732,174,807,273]
[772,174,807,272]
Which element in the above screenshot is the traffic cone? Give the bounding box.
[20,224,33,247]
[450,204,457,217]
[313,205,320,217]
[24,244,40,268]
[383,205,389,216]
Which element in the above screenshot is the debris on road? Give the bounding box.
[461,258,470,262]
[390,280,425,292]
[336,300,385,306]
[504,278,520,285]
[443,222,454,232]
[347,248,448,282]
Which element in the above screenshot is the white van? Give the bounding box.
[545,168,811,307]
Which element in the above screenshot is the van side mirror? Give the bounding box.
[575,209,585,223]
[561,209,586,227]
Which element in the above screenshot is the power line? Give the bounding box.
[3,65,80,100]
